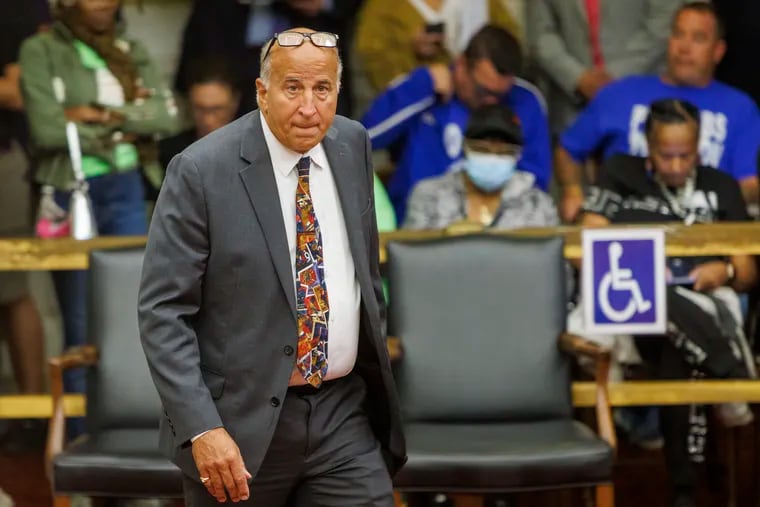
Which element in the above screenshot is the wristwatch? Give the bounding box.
[725,261,736,284]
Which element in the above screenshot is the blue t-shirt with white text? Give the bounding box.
[561,75,760,181]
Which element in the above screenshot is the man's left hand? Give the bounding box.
[192,428,252,503]
[689,261,731,292]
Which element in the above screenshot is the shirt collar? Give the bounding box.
[260,111,329,176]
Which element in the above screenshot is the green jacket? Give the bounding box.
[19,22,180,190]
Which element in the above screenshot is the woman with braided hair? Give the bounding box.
[19,0,179,436]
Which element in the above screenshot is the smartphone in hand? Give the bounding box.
[668,275,695,287]
[425,22,445,34]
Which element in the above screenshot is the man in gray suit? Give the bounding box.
[527,0,685,135]
[138,27,406,506]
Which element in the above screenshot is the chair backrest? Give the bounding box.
[387,235,571,423]
[86,248,162,431]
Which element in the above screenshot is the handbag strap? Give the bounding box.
[65,122,86,184]
[41,34,88,186]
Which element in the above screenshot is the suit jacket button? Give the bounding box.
[270,397,280,407]
[284,345,294,356]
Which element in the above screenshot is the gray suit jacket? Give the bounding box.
[526,0,684,133]
[138,111,406,482]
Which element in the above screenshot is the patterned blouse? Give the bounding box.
[403,169,559,230]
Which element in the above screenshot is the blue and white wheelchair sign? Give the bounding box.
[582,229,666,335]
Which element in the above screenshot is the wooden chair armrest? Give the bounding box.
[592,348,617,454]
[387,336,403,363]
[46,345,99,483]
[48,344,99,370]
[559,332,611,362]
[559,333,617,453]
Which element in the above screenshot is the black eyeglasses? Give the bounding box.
[262,31,339,62]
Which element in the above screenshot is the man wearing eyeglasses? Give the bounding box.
[140,28,405,506]
[361,24,552,224]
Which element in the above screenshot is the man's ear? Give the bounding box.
[255,78,268,114]
[713,39,727,65]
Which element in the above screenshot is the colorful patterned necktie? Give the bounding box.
[295,156,329,387]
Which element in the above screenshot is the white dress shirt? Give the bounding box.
[260,112,361,385]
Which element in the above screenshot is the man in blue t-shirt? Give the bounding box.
[361,24,550,222]
[556,1,760,222]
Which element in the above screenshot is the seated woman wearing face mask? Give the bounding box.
[404,103,558,230]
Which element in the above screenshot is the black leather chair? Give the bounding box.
[387,235,616,506]
[47,248,184,506]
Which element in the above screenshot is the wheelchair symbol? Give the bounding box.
[598,242,652,322]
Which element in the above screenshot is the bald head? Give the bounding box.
[259,27,342,87]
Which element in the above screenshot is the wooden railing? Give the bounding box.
[2,221,760,418]
[6,380,760,419]
[1,221,760,271]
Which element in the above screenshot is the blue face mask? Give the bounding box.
[463,152,518,192]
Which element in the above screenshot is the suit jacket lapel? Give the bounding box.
[238,113,297,321]
[322,126,372,299]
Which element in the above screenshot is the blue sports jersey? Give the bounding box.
[561,75,760,181]
[362,67,551,221]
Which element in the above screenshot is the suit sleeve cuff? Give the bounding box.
[188,425,223,445]
[191,430,210,443]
